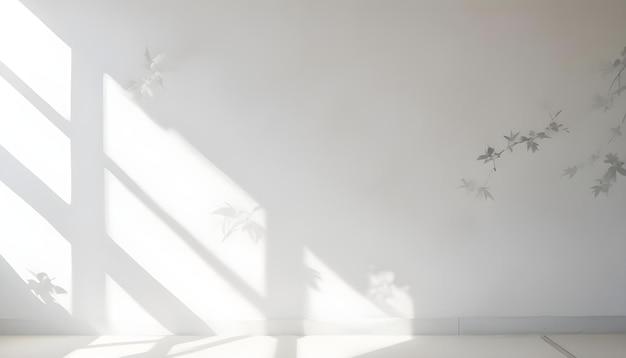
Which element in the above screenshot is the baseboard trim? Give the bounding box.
[0,319,94,335]
[210,318,459,335]
[1,316,625,335]
[459,316,626,335]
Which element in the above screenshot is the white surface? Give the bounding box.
[0,0,625,334]
[549,334,626,358]
[3,334,623,358]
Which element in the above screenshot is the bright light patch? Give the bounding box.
[0,181,71,313]
[0,0,71,120]
[103,74,265,296]
[167,336,244,355]
[105,170,264,322]
[304,248,386,319]
[171,336,277,358]
[105,274,171,335]
[0,76,71,203]
[89,336,162,346]
[367,268,414,318]
[64,341,156,358]
[297,336,413,358]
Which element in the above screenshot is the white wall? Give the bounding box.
[1,0,625,335]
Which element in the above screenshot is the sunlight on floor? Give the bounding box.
[1,334,624,358]
[64,341,157,358]
[166,336,241,355]
[0,0,71,120]
[90,335,163,345]
[169,336,277,358]
[297,335,413,358]
[0,181,71,313]
[0,76,71,203]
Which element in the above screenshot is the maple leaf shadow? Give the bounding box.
[211,202,265,243]
[366,267,413,317]
[306,267,323,291]
[26,271,68,304]
[128,47,168,98]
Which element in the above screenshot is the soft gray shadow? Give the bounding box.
[105,157,267,314]
[352,338,420,358]
[121,336,246,358]
[0,255,85,334]
[0,46,215,335]
[273,336,300,358]
[0,335,98,358]
[26,271,68,304]
[14,0,425,338]
[0,146,71,239]
[0,59,68,135]
[103,235,214,335]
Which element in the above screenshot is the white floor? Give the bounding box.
[0,334,625,358]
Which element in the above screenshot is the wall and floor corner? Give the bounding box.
[1,0,626,338]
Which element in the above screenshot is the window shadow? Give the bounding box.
[5,1,427,349]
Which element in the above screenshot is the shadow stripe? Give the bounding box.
[541,335,577,358]
[105,156,267,313]
[105,236,215,335]
[0,146,71,237]
[0,59,69,136]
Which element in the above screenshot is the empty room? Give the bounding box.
[0,0,625,357]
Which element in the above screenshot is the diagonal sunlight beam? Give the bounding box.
[103,74,266,295]
[105,169,265,324]
[0,75,72,203]
[0,146,71,237]
[105,157,266,313]
[0,144,211,332]
[304,248,388,320]
[105,273,171,335]
[103,236,214,335]
[0,180,72,313]
[103,73,268,328]
[0,145,211,333]
[0,0,71,121]
[0,59,69,136]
